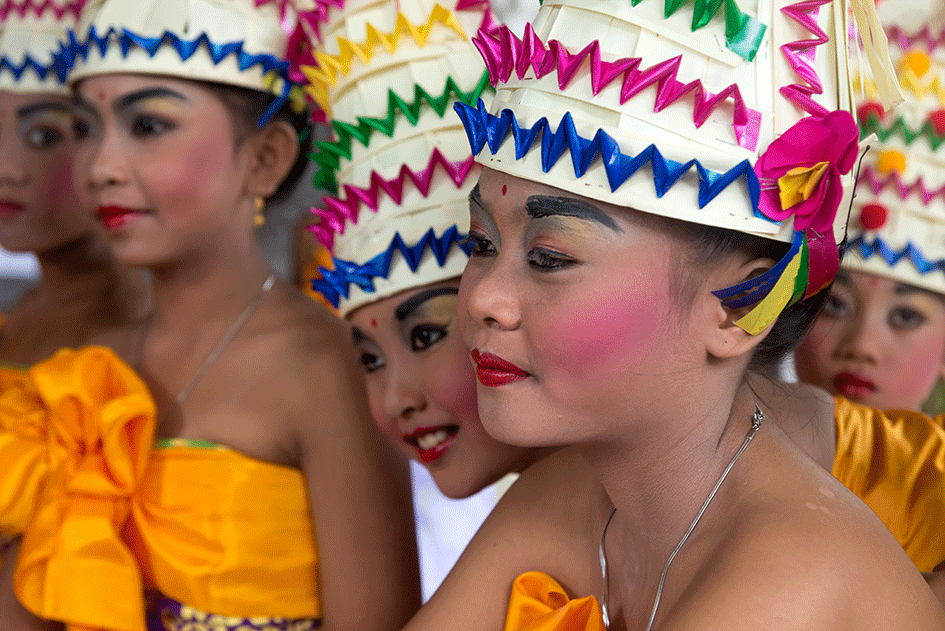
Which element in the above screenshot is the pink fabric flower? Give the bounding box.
[755,110,859,233]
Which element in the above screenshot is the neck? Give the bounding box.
[580,369,759,622]
[34,232,124,294]
[147,238,272,332]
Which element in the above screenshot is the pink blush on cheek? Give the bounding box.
[544,289,666,378]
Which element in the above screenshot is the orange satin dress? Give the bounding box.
[0,346,321,631]
[0,359,33,561]
[832,396,945,572]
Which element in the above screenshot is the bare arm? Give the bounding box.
[294,324,421,630]
[406,448,605,631]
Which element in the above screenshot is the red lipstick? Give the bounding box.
[833,372,876,400]
[402,425,459,464]
[0,200,24,218]
[471,349,529,387]
[96,205,138,229]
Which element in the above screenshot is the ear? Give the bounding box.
[704,257,779,360]
[244,120,300,198]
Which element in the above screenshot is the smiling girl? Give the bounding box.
[303,0,559,595]
[0,0,420,629]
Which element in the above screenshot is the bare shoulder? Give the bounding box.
[244,285,358,403]
[662,446,944,630]
[751,376,835,469]
[408,448,608,631]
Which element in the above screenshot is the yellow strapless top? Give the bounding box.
[0,346,320,631]
[833,396,945,572]
[504,572,606,631]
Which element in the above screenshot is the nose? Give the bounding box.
[86,124,127,190]
[382,360,428,422]
[0,128,26,185]
[461,254,521,332]
[836,310,883,365]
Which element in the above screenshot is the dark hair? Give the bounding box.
[674,222,835,376]
[205,82,313,205]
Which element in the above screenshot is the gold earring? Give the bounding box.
[253,196,265,228]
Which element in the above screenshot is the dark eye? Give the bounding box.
[410,325,447,352]
[72,118,93,141]
[889,306,926,331]
[359,350,385,373]
[131,115,172,138]
[25,125,64,149]
[527,247,576,272]
[821,292,851,318]
[465,231,496,258]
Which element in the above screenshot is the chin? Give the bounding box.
[429,466,502,500]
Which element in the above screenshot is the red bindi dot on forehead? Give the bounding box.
[867,277,880,288]
[98,91,105,101]
[371,319,377,328]
[501,185,507,196]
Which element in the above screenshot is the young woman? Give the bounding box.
[410,0,944,628]
[0,0,420,629]
[302,0,554,595]
[0,0,147,366]
[305,2,945,614]
[795,38,945,414]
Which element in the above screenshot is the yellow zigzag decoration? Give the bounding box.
[301,4,467,113]
[855,71,945,108]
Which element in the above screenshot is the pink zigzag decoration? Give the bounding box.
[886,25,945,52]
[0,0,83,20]
[473,23,761,151]
[861,165,945,205]
[311,149,476,249]
[778,0,831,117]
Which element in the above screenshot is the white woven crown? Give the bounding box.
[0,0,82,93]
[305,0,494,316]
[67,0,303,94]
[847,22,945,294]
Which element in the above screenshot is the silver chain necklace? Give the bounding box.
[135,273,276,405]
[599,405,764,630]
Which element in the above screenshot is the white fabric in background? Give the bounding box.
[0,246,39,278]
[411,460,513,601]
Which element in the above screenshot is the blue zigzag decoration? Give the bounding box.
[454,98,762,211]
[0,53,66,83]
[66,26,294,123]
[311,226,472,308]
[849,234,945,276]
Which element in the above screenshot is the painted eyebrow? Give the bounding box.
[71,94,101,121]
[116,87,187,110]
[351,326,369,345]
[894,283,932,297]
[17,102,70,119]
[395,286,459,321]
[525,195,621,232]
[468,182,483,210]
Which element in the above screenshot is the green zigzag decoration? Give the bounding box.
[538,0,765,61]
[860,113,945,150]
[311,71,494,193]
